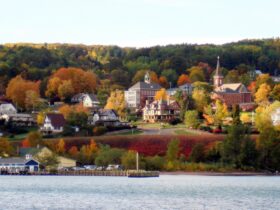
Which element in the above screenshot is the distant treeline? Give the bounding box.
[0,38,280,90]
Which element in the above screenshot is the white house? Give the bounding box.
[271,108,280,126]
[143,99,180,123]
[71,93,100,109]
[41,113,66,134]
[88,109,121,127]
[0,102,17,116]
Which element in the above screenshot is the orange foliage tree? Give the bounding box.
[46,67,99,100]
[158,76,169,88]
[21,139,31,148]
[6,75,40,109]
[177,74,191,86]
[68,146,79,157]
[58,104,89,119]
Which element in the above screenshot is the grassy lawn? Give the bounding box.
[137,122,186,129]
[8,127,38,141]
[173,129,198,136]
[114,129,143,136]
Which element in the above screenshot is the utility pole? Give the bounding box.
[136,152,139,171]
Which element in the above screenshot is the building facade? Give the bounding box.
[71,93,100,109]
[41,113,66,134]
[143,100,180,123]
[125,72,161,109]
[212,57,254,110]
[271,108,280,126]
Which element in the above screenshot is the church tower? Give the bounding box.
[144,71,151,84]
[213,56,223,87]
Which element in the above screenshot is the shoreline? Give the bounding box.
[160,171,279,176]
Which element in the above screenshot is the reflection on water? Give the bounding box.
[0,175,279,209]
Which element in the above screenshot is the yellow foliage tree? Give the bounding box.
[240,113,251,124]
[105,90,126,119]
[56,139,65,154]
[155,88,168,100]
[254,83,271,106]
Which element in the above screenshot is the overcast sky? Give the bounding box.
[0,0,279,47]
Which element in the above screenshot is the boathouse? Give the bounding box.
[0,157,40,173]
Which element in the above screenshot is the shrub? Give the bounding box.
[93,126,107,136]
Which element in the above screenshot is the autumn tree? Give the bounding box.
[46,68,98,100]
[184,110,200,128]
[255,74,273,90]
[158,76,169,88]
[177,74,190,86]
[192,88,210,113]
[68,146,79,157]
[56,139,66,154]
[0,138,14,156]
[58,80,74,101]
[105,90,126,119]
[188,66,205,82]
[6,75,40,109]
[254,83,271,106]
[26,131,42,147]
[155,88,168,100]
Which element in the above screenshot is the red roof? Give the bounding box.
[46,113,66,128]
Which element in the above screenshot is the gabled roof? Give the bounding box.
[87,94,99,103]
[98,109,118,117]
[215,83,249,93]
[129,82,161,91]
[45,113,66,127]
[0,157,39,165]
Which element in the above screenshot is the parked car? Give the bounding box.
[84,165,97,170]
[71,166,85,171]
[106,164,122,171]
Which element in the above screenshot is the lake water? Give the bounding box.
[0,175,279,210]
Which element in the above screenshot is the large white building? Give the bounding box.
[0,102,17,116]
[125,72,161,109]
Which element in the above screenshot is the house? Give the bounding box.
[143,99,180,123]
[271,108,280,126]
[19,147,76,169]
[125,72,162,109]
[0,102,17,116]
[167,83,193,96]
[71,93,100,109]
[41,113,66,134]
[212,57,254,111]
[88,109,121,127]
[0,113,36,127]
[0,157,40,173]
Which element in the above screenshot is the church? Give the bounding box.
[212,57,254,111]
[124,72,162,110]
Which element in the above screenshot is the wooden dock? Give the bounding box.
[0,170,159,177]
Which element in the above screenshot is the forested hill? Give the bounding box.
[0,38,280,89]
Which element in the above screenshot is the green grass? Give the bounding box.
[114,129,143,136]
[173,129,198,135]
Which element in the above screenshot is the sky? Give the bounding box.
[0,0,279,47]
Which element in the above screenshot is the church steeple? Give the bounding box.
[144,71,151,84]
[213,56,223,87]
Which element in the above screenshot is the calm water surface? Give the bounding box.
[0,175,279,210]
